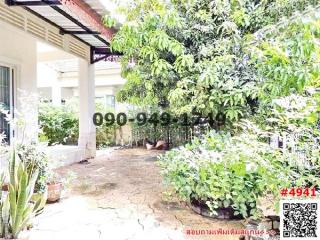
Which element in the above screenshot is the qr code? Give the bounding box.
[280,200,320,239]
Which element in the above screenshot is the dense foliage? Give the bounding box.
[159,130,287,219]
[109,0,320,220]
[159,127,320,219]
[39,102,79,146]
[111,0,319,127]
[159,89,320,218]
[254,18,320,100]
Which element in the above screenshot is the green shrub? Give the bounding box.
[39,102,78,146]
[39,101,117,148]
[159,124,318,219]
[96,126,116,148]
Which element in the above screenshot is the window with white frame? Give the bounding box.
[0,65,14,143]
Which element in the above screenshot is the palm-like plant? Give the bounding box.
[0,149,44,239]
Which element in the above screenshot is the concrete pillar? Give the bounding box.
[78,59,96,159]
[51,82,61,106]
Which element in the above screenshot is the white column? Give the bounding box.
[51,82,61,106]
[78,59,96,159]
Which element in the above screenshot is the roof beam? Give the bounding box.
[59,0,115,42]
[5,0,61,6]
[60,30,100,35]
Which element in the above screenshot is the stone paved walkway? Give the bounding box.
[29,148,244,240]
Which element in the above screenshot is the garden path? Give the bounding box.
[30,148,244,240]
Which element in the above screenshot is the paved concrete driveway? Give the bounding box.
[30,148,244,240]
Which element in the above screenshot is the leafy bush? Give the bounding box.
[159,122,319,219]
[39,102,78,146]
[96,127,116,148]
[159,92,320,219]
[39,101,117,148]
[16,142,49,193]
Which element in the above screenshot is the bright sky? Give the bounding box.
[99,0,129,23]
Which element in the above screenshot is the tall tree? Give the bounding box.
[111,0,319,127]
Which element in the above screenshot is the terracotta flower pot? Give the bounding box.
[47,182,63,203]
[0,231,30,240]
[1,184,9,191]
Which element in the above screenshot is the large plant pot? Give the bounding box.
[47,182,62,203]
[189,199,244,220]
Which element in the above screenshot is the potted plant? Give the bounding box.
[16,142,49,194]
[46,172,63,203]
[0,150,45,240]
[1,183,9,191]
[15,143,49,215]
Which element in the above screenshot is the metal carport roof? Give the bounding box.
[5,0,119,63]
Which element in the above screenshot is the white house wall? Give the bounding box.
[0,23,38,142]
[0,0,101,163]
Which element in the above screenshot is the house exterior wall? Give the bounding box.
[0,23,38,142]
[0,0,101,165]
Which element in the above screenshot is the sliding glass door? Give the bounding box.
[0,65,13,143]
